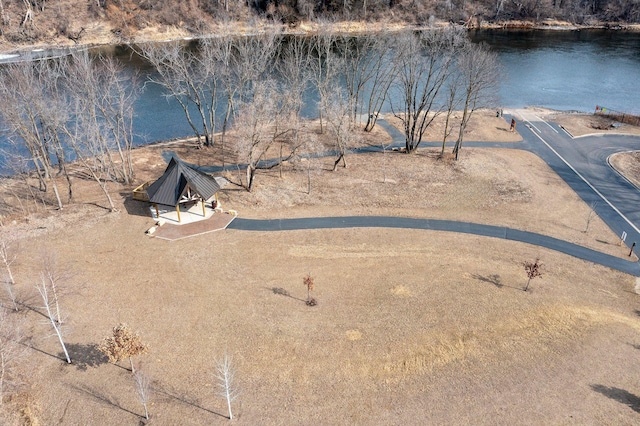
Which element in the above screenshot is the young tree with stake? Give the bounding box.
[523,259,543,292]
[303,274,317,306]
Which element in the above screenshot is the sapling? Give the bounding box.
[0,240,18,311]
[523,259,543,292]
[215,353,239,420]
[99,323,148,372]
[133,366,151,420]
[36,276,70,363]
[303,274,317,306]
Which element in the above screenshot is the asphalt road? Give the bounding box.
[510,110,640,250]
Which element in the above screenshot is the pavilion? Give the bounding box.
[145,156,221,223]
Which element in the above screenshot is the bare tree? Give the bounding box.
[276,34,312,120]
[452,41,500,160]
[0,240,18,311]
[336,34,379,125]
[363,34,400,132]
[392,28,462,153]
[61,52,139,210]
[99,323,148,373]
[0,0,9,26]
[232,80,301,191]
[140,40,219,148]
[584,201,599,233]
[523,258,543,292]
[21,0,33,26]
[0,60,69,210]
[324,87,358,170]
[133,366,151,420]
[35,275,70,363]
[275,35,312,177]
[295,134,323,195]
[215,352,239,420]
[440,68,462,157]
[230,31,281,105]
[39,250,72,325]
[0,307,27,407]
[217,30,282,145]
[0,143,45,216]
[0,54,137,213]
[309,27,342,134]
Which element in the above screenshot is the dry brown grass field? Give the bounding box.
[1,110,639,425]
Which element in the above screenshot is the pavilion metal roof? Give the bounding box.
[146,156,221,206]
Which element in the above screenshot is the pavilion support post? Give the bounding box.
[201,199,206,217]
[176,204,181,222]
[154,203,159,218]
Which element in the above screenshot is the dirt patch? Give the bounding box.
[609,151,640,189]
[385,109,523,143]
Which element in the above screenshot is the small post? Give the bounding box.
[629,242,636,257]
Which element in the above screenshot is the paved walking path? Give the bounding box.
[160,112,640,276]
[227,216,640,276]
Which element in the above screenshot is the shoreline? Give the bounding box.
[1,18,639,56]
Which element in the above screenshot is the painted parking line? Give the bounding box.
[527,127,640,236]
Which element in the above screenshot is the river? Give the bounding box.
[470,29,640,115]
[121,29,640,145]
[1,29,639,153]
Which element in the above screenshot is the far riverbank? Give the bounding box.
[1,17,639,56]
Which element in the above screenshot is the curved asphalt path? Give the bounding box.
[167,112,640,276]
[227,216,640,276]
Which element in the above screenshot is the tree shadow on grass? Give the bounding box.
[20,340,67,363]
[591,384,640,413]
[153,381,228,419]
[267,287,306,302]
[59,343,109,371]
[471,274,503,288]
[471,274,523,291]
[71,383,141,417]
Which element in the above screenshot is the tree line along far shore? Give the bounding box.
[0,0,638,47]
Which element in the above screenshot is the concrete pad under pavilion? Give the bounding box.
[149,198,218,225]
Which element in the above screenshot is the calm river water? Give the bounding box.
[1,29,639,149]
[470,29,640,115]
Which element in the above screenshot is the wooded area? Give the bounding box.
[0,0,638,46]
